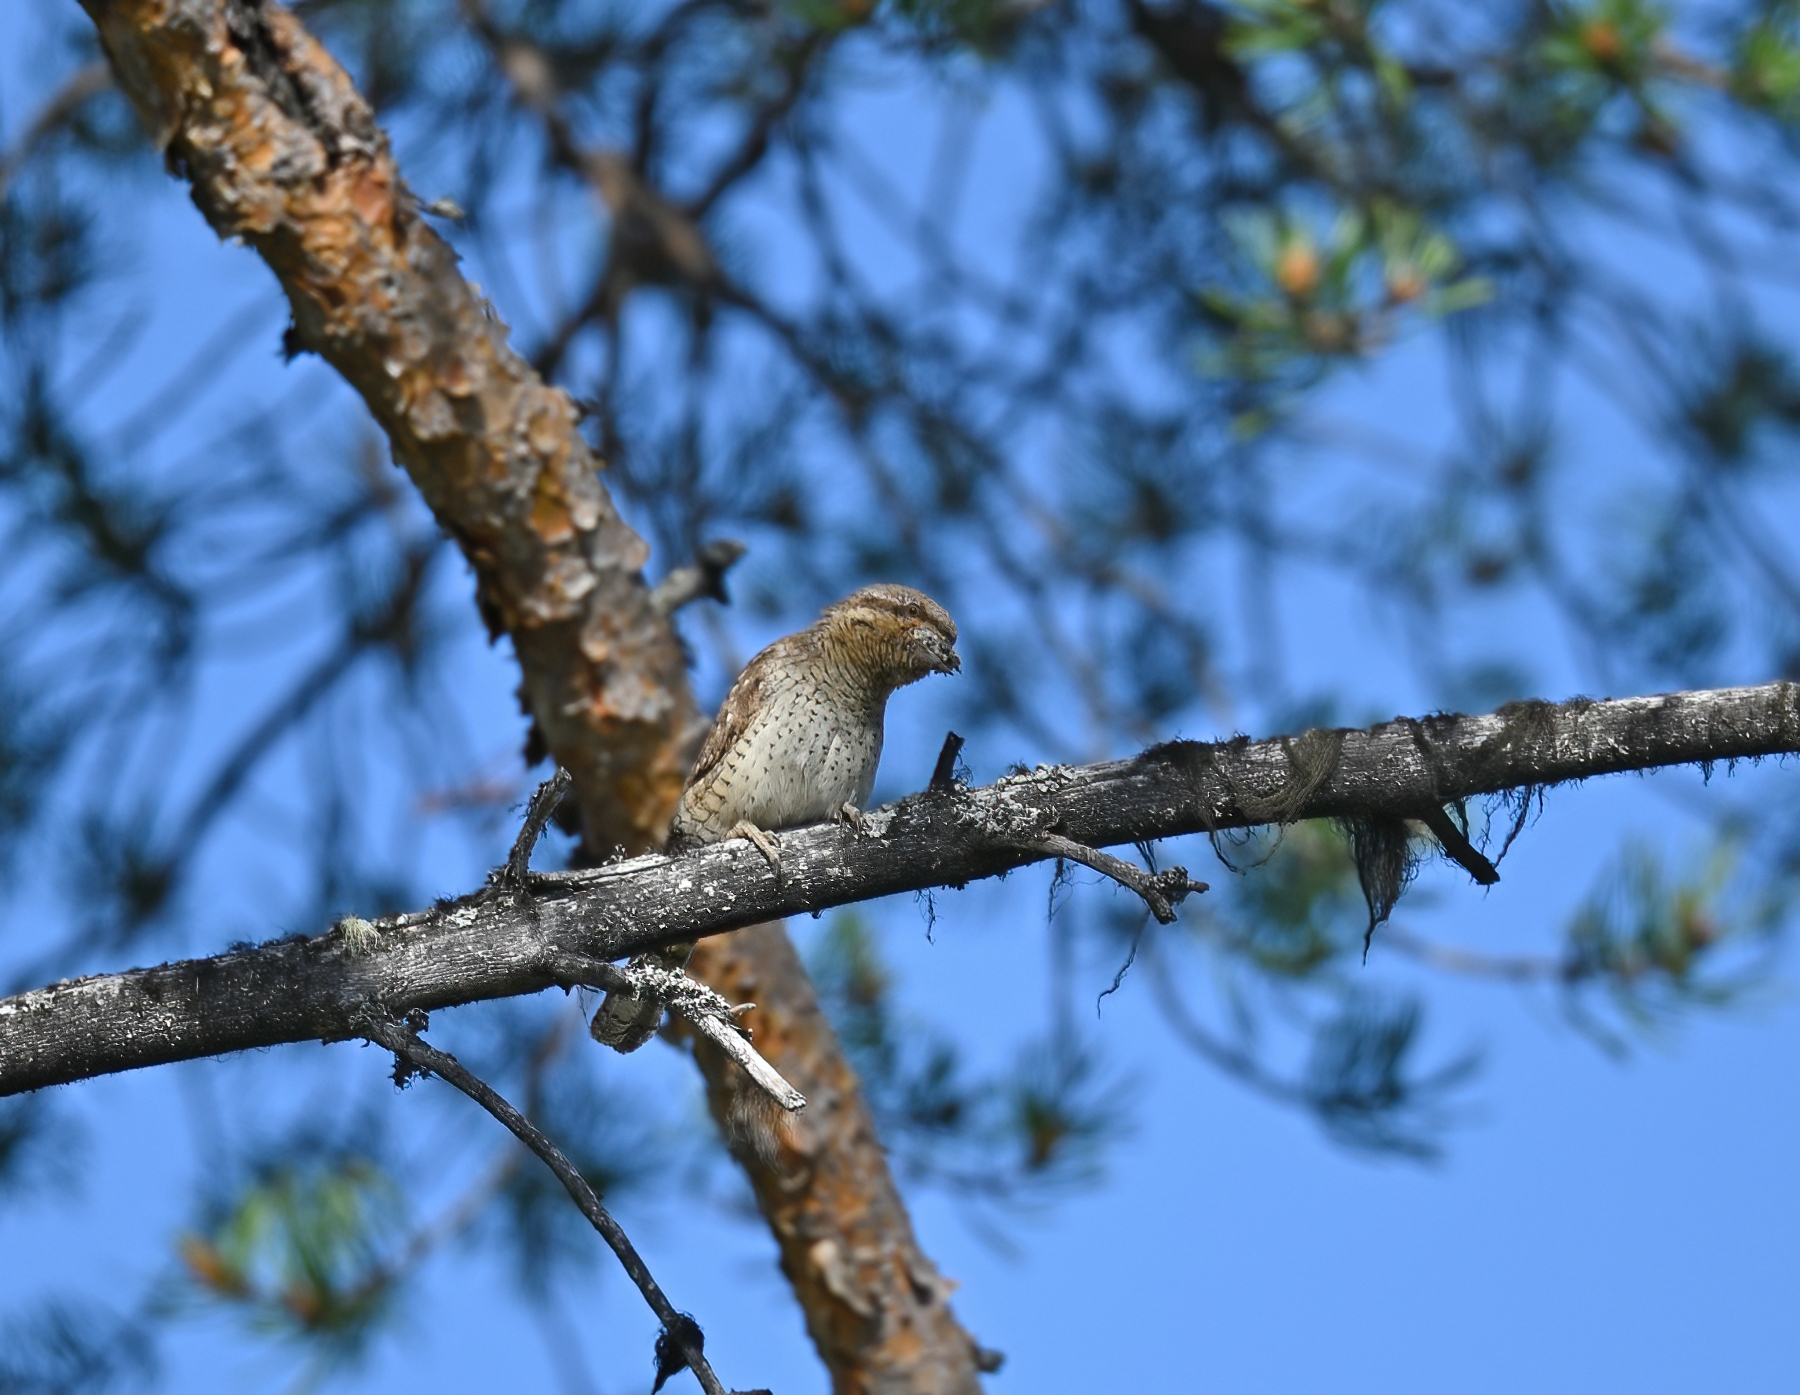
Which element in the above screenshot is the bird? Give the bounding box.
[591,583,960,1054]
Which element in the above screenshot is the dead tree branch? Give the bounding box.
[547,952,807,1115]
[363,1013,731,1395]
[650,540,749,617]
[1009,832,1208,923]
[4,682,1796,1097]
[506,768,573,887]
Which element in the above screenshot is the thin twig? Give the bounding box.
[1144,944,1304,1105]
[363,1013,731,1395]
[1010,833,1207,924]
[687,1010,805,1113]
[171,544,436,856]
[0,61,110,201]
[1378,926,1565,982]
[506,767,573,885]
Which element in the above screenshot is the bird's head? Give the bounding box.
[820,583,961,689]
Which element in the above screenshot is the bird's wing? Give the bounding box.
[685,635,798,788]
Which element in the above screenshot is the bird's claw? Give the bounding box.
[834,801,866,833]
[726,820,783,876]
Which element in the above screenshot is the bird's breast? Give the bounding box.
[676,680,886,841]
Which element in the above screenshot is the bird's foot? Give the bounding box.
[727,820,783,875]
[833,801,865,833]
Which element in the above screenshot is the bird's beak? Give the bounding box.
[938,648,961,675]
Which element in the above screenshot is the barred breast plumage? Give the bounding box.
[591,583,959,1053]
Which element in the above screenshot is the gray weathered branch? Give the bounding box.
[4,682,1796,1096]
[365,1013,729,1395]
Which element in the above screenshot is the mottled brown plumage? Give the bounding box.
[592,584,959,1052]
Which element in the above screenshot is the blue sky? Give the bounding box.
[2,5,1798,1393]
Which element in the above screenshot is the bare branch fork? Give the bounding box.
[4,682,1799,1097]
[362,1012,738,1395]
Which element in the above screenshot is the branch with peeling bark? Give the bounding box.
[5,681,1797,1097]
[80,0,696,856]
[548,952,807,1115]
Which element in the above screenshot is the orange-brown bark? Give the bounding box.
[81,0,690,854]
[688,925,992,1395]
